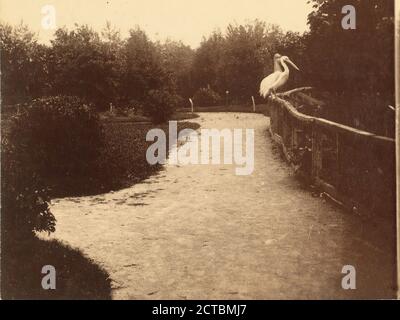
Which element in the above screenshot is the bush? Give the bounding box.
[144,89,178,123]
[2,95,106,237]
[1,135,56,239]
[173,94,185,109]
[1,96,105,238]
[8,96,104,182]
[193,87,222,107]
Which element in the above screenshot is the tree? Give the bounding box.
[306,0,394,96]
[0,23,49,105]
[122,27,172,103]
[275,31,307,90]
[191,21,288,103]
[160,40,195,100]
[304,0,395,132]
[192,31,225,94]
[48,24,120,110]
[100,22,126,107]
[223,21,276,102]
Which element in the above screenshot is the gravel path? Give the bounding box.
[46,112,395,299]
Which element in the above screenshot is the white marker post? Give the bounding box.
[251,96,256,112]
[189,98,194,113]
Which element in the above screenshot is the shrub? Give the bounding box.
[144,89,178,123]
[193,87,222,107]
[172,94,185,109]
[1,137,56,239]
[8,96,104,183]
[2,95,105,238]
[2,95,105,237]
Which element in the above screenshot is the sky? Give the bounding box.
[0,0,313,48]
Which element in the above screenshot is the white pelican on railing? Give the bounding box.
[260,55,300,98]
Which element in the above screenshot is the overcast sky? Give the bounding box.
[0,0,313,48]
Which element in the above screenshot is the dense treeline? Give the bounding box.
[0,0,395,129]
[0,23,183,122]
[0,20,301,108]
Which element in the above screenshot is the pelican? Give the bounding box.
[260,55,300,98]
[273,53,283,72]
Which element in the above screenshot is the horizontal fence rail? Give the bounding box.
[268,95,396,218]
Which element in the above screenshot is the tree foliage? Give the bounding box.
[0,23,50,105]
[190,21,302,104]
[303,0,394,132]
[160,40,195,100]
[305,0,394,97]
[1,23,182,115]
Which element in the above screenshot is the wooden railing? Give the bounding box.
[268,94,396,218]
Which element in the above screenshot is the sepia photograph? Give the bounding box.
[0,0,399,303]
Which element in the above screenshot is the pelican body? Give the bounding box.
[260,55,299,98]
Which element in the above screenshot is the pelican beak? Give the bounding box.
[287,59,300,71]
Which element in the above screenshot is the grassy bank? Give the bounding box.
[99,111,200,123]
[1,110,200,198]
[176,104,269,116]
[46,120,200,198]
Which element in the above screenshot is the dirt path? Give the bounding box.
[46,112,395,299]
